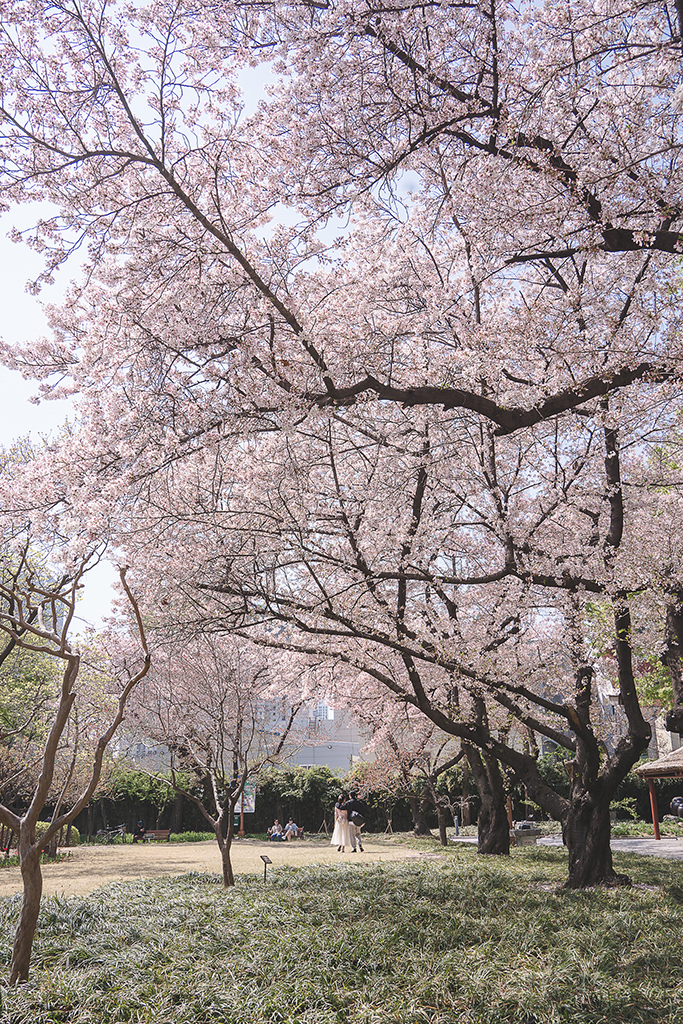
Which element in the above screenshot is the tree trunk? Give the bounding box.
[563,787,626,888]
[9,843,42,984]
[461,757,471,826]
[408,796,431,836]
[216,802,236,888]
[465,745,510,856]
[662,597,683,734]
[221,842,235,887]
[436,804,448,847]
[170,792,184,834]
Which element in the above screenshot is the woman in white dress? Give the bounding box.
[330,792,352,852]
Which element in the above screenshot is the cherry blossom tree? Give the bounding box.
[353,708,466,845]
[0,0,682,891]
[0,560,150,984]
[0,0,681,464]
[136,397,664,884]
[126,634,305,886]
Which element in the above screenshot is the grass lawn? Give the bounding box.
[1,842,682,1023]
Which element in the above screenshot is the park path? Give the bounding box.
[454,834,683,860]
[540,834,683,860]
[0,837,429,899]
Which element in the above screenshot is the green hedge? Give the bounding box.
[35,821,80,847]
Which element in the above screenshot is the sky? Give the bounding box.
[0,211,119,631]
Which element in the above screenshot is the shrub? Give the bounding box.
[168,831,214,843]
[35,821,80,847]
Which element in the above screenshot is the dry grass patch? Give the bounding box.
[0,836,431,898]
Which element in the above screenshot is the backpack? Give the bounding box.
[349,810,365,827]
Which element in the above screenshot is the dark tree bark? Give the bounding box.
[436,803,449,846]
[464,744,510,856]
[562,782,625,888]
[98,798,108,830]
[662,596,683,734]
[170,792,184,834]
[217,814,236,888]
[461,756,471,826]
[554,611,650,888]
[408,796,432,836]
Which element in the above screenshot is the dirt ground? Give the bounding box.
[0,837,436,899]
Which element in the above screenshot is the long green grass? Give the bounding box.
[1,845,682,1023]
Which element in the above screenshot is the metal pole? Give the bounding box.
[648,778,661,840]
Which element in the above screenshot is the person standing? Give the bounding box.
[330,792,352,853]
[343,790,366,852]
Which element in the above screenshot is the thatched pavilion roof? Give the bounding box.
[634,747,683,779]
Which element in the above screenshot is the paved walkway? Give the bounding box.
[454,834,683,860]
[541,834,683,860]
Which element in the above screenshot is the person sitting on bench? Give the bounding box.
[267,819,284,840]
[283,817,299,840]
[132,821,146,843]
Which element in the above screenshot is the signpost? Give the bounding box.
[238,780,257,837]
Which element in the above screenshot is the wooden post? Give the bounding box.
[648,778,661,840]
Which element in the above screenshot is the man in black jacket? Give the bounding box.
[343,791,366,852]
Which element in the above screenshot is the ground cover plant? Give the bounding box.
[167,831,216,844]
[0,853,70,871]
[1,845,681,1024]
[610,820,683,839]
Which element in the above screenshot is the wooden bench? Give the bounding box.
[143,829,171,842]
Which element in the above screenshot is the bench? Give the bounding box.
[143,829,171,842]
[269,827,304,841]
[284,827,305,839]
